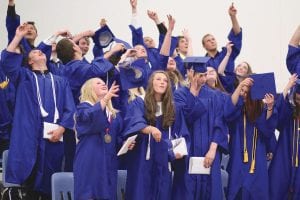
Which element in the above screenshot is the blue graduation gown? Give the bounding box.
[122,97,189,200]
[0,65,15,140]
[224,96,278,200]
[286,45,300,75]
[74,102,113,200]
[269,94,300,200]
[206,29,242,73]
[173,86,228,200]
[105,112,124,200]
[56,57,114,105]
[1,50,75,194]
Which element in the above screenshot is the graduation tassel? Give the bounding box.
[249,160,255,174]
[296,156,299,167]
[243,150,249,163]
[249,128,258,174]
[243,110,248,163]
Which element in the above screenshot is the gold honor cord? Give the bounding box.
[249,128,258,174]
[296,119,299,167]
[292,119,299,168]
[243,110,249,163]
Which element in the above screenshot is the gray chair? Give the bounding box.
[51,172,74,200]
[117,170,127,200]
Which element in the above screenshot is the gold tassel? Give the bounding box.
[296,156,299,167]
[249,159,255,173]
[0,80,9,89]
[243,150,249,163]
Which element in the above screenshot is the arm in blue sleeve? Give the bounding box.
[286,45,300,75]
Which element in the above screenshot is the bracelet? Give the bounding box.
[267,108,273,111]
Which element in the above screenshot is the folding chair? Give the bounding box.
[51,172,74,200]
[221,169,229,200]
[2,150,20,188]
[117,170,127,200]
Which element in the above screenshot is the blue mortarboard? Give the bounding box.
[249,72,277,100]
[93,25,132,50]
[119,59,146,90]
[183,56,210,73]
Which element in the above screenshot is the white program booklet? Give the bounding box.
[43,122,63,142]
[171,137,188,156]
[117,134,138,156]
[188,157,211,175]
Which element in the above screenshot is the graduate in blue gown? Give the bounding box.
[224,77,277,200]
[1,24,75,199]
[269,74,300,199]
[286,25,300,75]
[73,78,122,200]
[173,62,228,200]
[122,70,189,200]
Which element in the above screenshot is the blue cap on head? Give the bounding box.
[183,56,210,73]
[249,72,277,100]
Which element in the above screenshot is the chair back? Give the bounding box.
[2,150,21,188]
[117,170,127,200]
[51,172,74,200]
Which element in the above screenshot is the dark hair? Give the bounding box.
[144,71,175,129]
[244,91,264,123]
[56,38,75,64]
[76,36,90,45]
[26,21,37,33]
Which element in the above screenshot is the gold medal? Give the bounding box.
[104,134,112,143]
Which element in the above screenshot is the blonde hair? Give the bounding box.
[79,78,118,118]
[128,87,146,103]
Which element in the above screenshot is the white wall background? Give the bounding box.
[0,0,299,91]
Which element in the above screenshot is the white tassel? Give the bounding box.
[40,105,49,117]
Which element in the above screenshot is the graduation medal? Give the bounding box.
[104,134,112,143]
[104,127,112,143]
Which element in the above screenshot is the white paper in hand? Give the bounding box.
[43,122,63,142]
[171,137,188,156]
[188,157,211,174]
[117,134,138,156]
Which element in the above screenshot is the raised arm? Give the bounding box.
[228,3,241,35]
[282,73,298,99]
[182,29,193,56]
[289,25,300,47]
[231,77,253,106]
[217,42,233,75]
[159,15,175,56]
[6,23,27,53]
[147,10,167,35]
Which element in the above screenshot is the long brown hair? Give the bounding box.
[244,91,264,123]
[144,71,175,129]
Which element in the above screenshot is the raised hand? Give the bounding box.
[167,15,175,32]
[228,2,237,17]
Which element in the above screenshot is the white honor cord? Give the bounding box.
[146,133,151,160]
[33,72,59,123]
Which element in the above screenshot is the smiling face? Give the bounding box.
[92,78,108,99]
[78,37,90,56]
[177,37,188,55]
[236,62,250,77]
[24,23,38,43]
